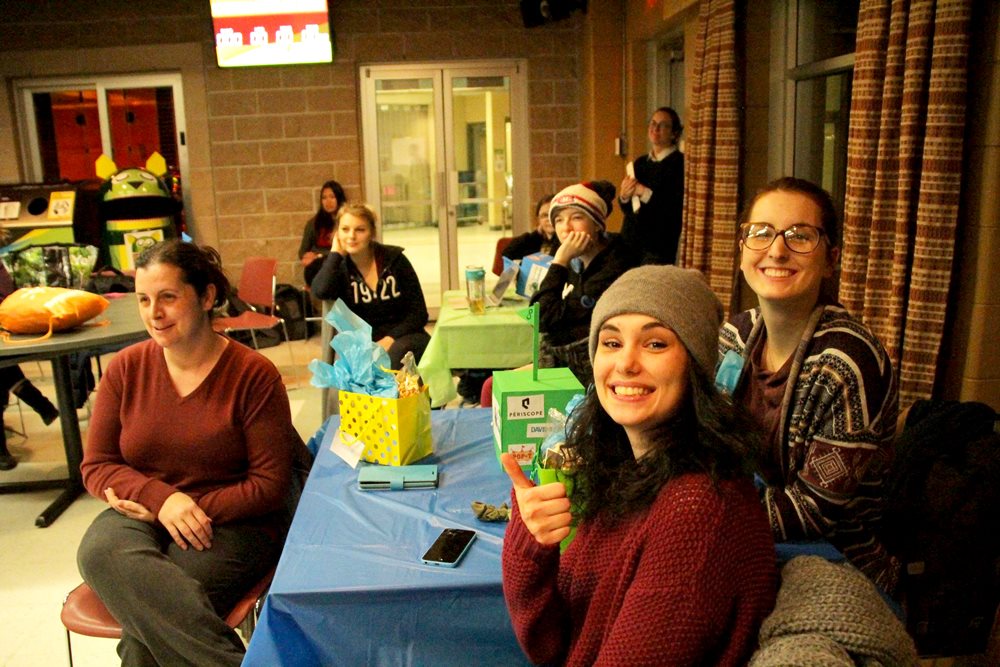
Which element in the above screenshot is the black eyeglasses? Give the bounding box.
[739,222,827,254]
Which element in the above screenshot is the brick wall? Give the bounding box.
[0,1,584,285]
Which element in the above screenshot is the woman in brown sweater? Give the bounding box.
[77,240,309,666]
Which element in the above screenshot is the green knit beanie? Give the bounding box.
[588,265,723,377]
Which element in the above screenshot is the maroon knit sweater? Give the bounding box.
[81,338,302,538]
[503,473,778,666]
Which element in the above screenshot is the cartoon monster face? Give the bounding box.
[103,168,171,201]
[133,236,158,252]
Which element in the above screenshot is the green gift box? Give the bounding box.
[490,366,584,472]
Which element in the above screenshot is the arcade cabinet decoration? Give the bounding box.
[0,182,80,251]
[96,152,180,271]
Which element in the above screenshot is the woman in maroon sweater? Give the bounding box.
[502,265,777,666]
[77,240,308,667]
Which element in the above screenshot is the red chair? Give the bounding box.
[213,257,295,369]
[61,568,275,667]
[480,375,494,407]
[492,237,514,276]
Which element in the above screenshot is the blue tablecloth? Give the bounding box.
[243,408,531,667]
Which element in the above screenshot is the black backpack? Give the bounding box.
[273,283,312,341]
[880,399,1000,656]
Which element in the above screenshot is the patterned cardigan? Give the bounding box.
[718,304,900,594]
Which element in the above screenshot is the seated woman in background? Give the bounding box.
[502,265,777,666]
[298,179,346,286]
[502,194,559,261]
[77,240,309,666]
[310,203,430,369]
[530,181,638,386]
[0,261,59,471]
[718,176,900,595]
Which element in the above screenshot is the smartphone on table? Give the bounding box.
[421,528,477,567]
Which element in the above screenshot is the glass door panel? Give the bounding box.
[362,63,525,317]
[105,87,179,173]
[447,74,512,293]
[371,77,443,310]
[31,90,101,182]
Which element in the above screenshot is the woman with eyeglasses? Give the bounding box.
[717,177,900,596]
[618,106,684,265]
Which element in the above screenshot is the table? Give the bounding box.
[242,408,532,667]
[0,296,147,526]
[417,291,534,407]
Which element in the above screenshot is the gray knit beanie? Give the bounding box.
[588,265,723,377]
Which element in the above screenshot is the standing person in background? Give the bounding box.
[311,203,430,370]
[530,181,638,387]
[618,107,684,265]
[503,265,777,666]
[502,194,560,261]
[718,177,900,596]
[77,240,309,666]
[298,179,347,286]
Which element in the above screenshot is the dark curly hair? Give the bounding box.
[564,364,761,520]
[135,239,230,311]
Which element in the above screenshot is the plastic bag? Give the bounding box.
[0,286,109,339]
[3,244,99,288]
[537,393,586,473]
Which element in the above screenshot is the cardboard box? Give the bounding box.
[515,253,553,299]
[491,367,584,471]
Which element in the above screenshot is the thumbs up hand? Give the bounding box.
[501,453,573,546]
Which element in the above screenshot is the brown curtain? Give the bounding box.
[842,0,972,408]
[679,0,741,312]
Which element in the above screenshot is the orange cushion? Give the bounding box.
[0,287,109,335]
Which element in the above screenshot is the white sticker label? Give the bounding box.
[506,394,544,420]
[507,443,537,466]
[527,422,553,438]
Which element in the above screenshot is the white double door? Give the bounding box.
[360,61,528,315]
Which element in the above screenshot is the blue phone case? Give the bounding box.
[421,528,476,567]
[357,464,438,491]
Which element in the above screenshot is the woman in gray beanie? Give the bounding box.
[502,265,777,667]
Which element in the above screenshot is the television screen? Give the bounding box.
[211,0,333,68]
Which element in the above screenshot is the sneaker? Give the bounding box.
[0,452,16,471]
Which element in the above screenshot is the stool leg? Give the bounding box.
[65,629,75,667]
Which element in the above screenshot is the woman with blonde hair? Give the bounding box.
[311,203,430,369]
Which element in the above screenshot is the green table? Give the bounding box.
[418,291,534,407]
